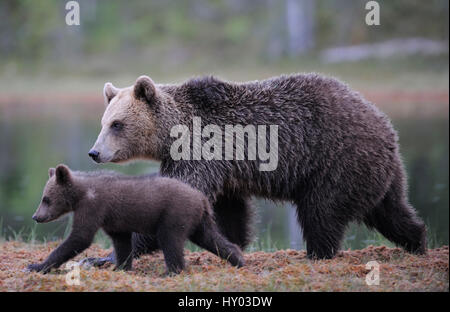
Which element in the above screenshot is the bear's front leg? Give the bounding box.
[27,230,95,274]
[27,262,52,274]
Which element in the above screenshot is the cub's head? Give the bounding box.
[89,75,161,163]
[32,165,77,223]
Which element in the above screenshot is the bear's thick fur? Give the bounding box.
[28,165,244,274]
[90,73,427,259]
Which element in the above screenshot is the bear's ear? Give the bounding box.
[134,75,156,104]
[103,82,119,107]
[55,164,71,185]
[48,168,55,178]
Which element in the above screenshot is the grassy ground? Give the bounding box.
[0,241,447,292]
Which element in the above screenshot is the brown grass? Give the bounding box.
[0,241,448,292]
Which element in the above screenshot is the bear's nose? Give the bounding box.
[32,215,38,222]
[88,149,100,161]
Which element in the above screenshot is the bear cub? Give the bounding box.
[27,164,245,274]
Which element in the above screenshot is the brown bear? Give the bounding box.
[27,164,244,274]
[88,73,427,260]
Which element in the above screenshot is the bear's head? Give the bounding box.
[89,76,163,163]
[32,165,78,223]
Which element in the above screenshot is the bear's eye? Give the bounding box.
[111,121,124,131]
[42,196,50,205]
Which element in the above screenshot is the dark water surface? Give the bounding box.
[0,111,448,250]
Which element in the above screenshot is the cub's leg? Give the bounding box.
[110,232,133,271]
[28,230,95,274]
[190,212,245,268]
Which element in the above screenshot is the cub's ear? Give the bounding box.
[103,82,119,107]
[48,168,55,178]
[55,165,71,185]
[134,75,156,104]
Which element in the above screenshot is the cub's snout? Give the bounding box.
[32,212,49,223]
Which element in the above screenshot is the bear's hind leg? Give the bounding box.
[213,194,253,249]
[364,177,427,254]
[157,228,186,274]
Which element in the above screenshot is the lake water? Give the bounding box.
[0,110,448,250]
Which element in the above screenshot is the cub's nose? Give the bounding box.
[88,149,100,161]
[32,215,38,222]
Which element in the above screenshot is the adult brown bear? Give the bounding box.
[87,74,426,263]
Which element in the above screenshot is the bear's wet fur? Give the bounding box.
[27,165,245,274]
[90,73,427,260]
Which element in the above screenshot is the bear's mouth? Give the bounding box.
[90,149,121,163]
[33,214,55,223]
[109,149,126,163]
[37,212,71,224]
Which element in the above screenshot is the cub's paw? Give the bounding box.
[236,257,246,268]
[26,263,50,274]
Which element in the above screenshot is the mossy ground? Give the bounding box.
[0,241,447,292]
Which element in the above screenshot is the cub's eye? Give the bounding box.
[42,197,50,205]
[110,121,124,131]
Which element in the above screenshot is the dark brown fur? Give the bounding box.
[27,165,244,274]
[90,74,427,260]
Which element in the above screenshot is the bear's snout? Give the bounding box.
[88,149,100,162]
[32,214,44,223]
